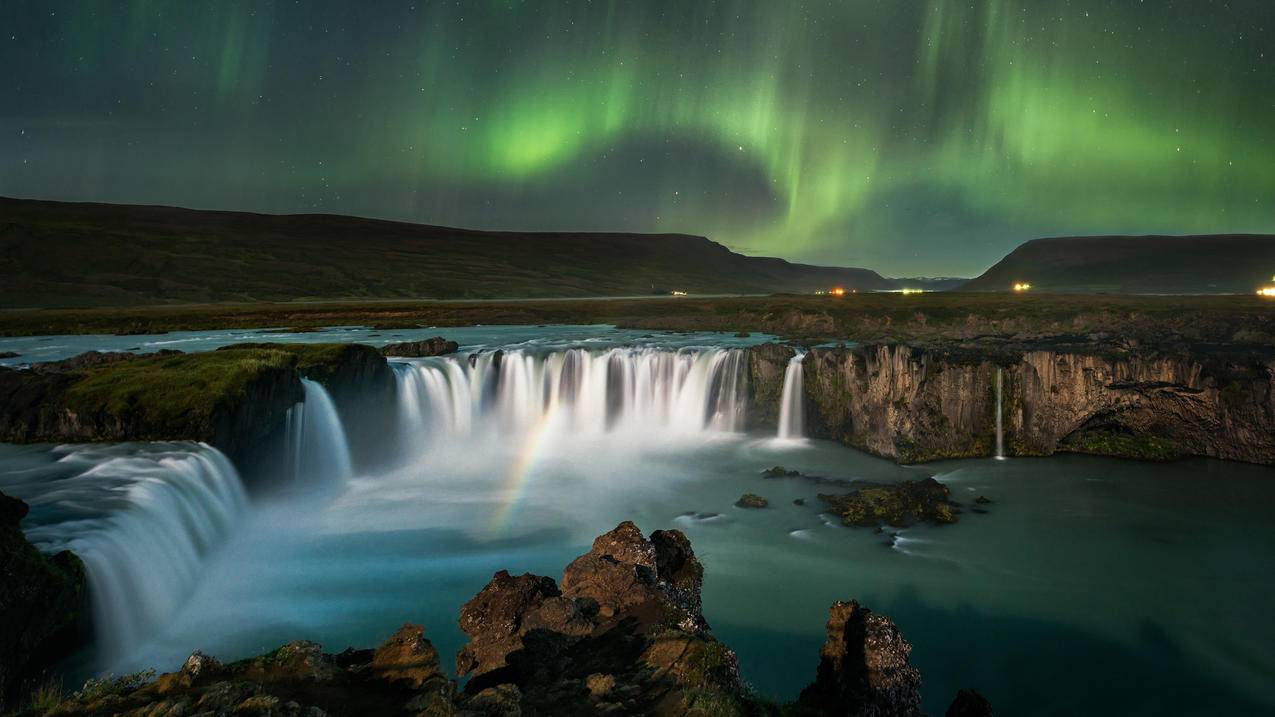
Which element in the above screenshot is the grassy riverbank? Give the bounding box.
[3,293,1272,353]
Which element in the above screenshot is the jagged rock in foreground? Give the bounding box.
[454,521,732,715]
[0,491,86,701]
[795,600,922,717]
[18,522,985,716]
[380,337,459,358]
[18,627,456,717]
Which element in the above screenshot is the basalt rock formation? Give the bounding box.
[0,491,87,702]
[381,337,459,358]
[747,342,797,430]
[748,343,1275,465]
[17,522,982,716]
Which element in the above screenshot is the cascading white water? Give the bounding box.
[392,347,749,443]
[285,379,355,484]
[777,353,805,439]
[995,367,1005,459]
[18,444,247,663]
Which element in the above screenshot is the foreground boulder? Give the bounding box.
[0,491,86,701]
[380,337,459,358]
[19,522,988,716]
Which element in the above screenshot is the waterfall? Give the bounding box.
[777,353,805,439]
[18,444,247,664]
[391,347,749,443]
[285,379,355,484]
[995,367,1005,459]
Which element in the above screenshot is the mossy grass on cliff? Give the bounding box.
[0,343,380,450]
[62,343,365,422]
[63,349,298,428]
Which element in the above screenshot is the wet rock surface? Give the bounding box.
[15,522,987,716]
[735,493,770,509]
[818,477,958,528]
[747,342,797,430]
[380,337,459,358]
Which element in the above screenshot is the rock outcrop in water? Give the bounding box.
[380,337,459,358]
[0,491,87,702]
[818,478,958,528]
[749,343,1275,465]
[16,522,983,716]
[795,600,923,716]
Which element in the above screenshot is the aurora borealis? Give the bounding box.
[3,0,1272,275]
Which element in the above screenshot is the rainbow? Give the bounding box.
[488,405,562,535]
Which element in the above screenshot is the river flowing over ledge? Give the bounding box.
[2,326,1274,715]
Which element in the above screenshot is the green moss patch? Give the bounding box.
[63,348,298,430]
[1060,428,1186,461]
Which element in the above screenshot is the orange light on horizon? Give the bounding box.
[830,287,847,296]
[1012,282,1032,292]
[1258,287,1275,297]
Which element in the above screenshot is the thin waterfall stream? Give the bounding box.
[995,367,1005,460]
[777,353,805,439]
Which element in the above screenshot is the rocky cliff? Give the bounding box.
[0,491,87,703]
[0,344,398,476]
[10,522,991,717]
[747,342,797,430]
[748,342,1275,464]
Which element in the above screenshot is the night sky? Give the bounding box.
[3,1,1273,276]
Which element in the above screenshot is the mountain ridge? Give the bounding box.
[962,234,1275,294]
[0,197,899,308]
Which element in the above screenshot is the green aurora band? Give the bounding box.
[2,0,1272,275]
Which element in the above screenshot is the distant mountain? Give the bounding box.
[0,197,898,308]
[962,235,1275,294]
